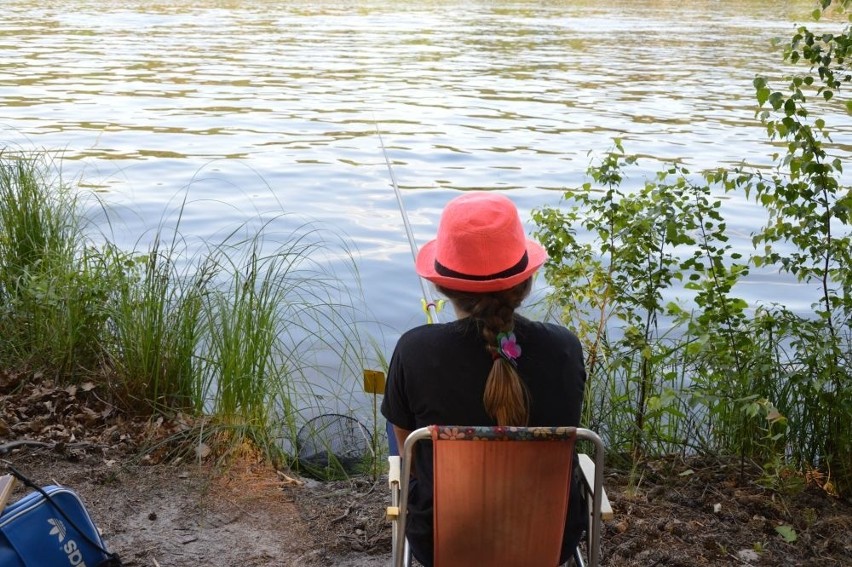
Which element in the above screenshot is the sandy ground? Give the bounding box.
[4,447,852,566]
[2,371,851,566]
[2,450,388,567]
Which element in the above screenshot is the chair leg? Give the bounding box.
[403,537,411,567]
[572,545,586,567]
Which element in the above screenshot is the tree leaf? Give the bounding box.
[775,525,797,543]
[784,98,797,116]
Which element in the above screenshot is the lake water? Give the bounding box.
[2,0,850,417]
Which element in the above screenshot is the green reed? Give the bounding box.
[0,151,109,375]
[0,150,372,470]
[104,236,213,414]
[196,219,370,467]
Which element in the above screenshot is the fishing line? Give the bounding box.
[375,124,441,323]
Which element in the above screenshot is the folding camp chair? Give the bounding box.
[387,426,609,567]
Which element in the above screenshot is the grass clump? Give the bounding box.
[104,236,212,415]
[0,149,372,474]
[0,151,110,376]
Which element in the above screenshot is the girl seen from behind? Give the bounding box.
[382,191,587,566]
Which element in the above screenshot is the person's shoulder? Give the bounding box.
[396,320,463,347]
[516,316,581,345]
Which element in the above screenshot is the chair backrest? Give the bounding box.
[430,425,577,567]
[393,426,605,567]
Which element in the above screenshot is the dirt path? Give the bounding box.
[0,371,388,566]
[4,447,851,566]
[2,372,851,566]
[3,450,387,567]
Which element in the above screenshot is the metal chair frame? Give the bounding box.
[387,426,606,567]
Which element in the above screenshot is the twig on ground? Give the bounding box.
[331,503,354,523]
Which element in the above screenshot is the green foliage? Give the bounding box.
[0,152,110,374]
[775,524,798,544]
[0,149,369,470]
[747,1,852,494]
[533,1,852,495]
[534,151,751,460]
[105,238,211,414]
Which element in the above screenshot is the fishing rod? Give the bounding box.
[375,125,442,324]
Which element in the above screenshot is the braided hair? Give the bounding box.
[437,278,532,426]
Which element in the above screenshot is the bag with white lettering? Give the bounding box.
[0,480,122,567]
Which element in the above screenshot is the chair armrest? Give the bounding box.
[387,456,401,521]
[577,453,614,521]
[388,456,401,488]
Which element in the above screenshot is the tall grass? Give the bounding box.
[195,219,371,467]
[104,236,214,415]
[0,151,109,375]
[0,149,373,472]
[202,233,293,459]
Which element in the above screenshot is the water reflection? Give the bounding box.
[1,0,850,386]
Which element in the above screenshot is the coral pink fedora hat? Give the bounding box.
[415,191,548,293]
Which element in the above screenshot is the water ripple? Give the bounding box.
[1,0,849,351]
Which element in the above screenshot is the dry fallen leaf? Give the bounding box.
[195,442,212,460]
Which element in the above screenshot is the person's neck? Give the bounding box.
[452,304,469,320]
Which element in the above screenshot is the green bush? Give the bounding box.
[533,1,851,494]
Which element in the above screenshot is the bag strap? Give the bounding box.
[4,464,124,567]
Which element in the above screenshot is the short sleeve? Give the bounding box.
[380,345,417,431]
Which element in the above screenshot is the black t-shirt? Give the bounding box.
[381,315,587,566]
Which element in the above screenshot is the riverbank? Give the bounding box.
[2,372,850,566]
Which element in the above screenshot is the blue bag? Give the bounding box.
[0,478,121,567]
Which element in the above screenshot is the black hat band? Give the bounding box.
[434,251,529,281]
